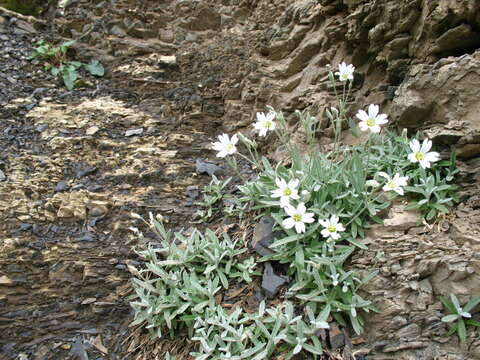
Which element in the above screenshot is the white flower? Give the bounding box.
[301,190,311,202]
[335,62,355,82]
[320,215,345,241]
[330,273,339,286]
[271,178,300,208]
[211,133,238,158]
[408,139,440,169]
[282,202,315,234]
[253,111,276,137]
[356,104,388,133]
[365,179,380,188]
[378,172,409,195]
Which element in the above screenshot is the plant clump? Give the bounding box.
[129,62,461,358]
[29,39,105,90]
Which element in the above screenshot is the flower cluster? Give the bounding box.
[210,62,442,237]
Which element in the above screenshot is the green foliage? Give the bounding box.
[130,218,258,339]
[194,175,232,222]
[440,294,480,343]
[29,40,105,90]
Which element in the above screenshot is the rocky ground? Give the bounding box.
[1,0,480,359]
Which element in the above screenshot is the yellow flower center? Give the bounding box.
[283,188,292,196]
[226,144,234,151]
[415,152,424,160]
[328,225,337,233]
[265,121,272,128]
[341,74,348,81]
[387,181,396,189]
[293,214,302,222]
[366,118,375,127]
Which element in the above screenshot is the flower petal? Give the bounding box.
[319,219,329,227]
[408,153,418,163]
[421,139,432,153]
[288,179,299,189]
[425,151,440,162]
[284,205,296,217]
[370,125,381,133]
[356,110,369,121]
[358,122,369,132]
[377,172,391,180]
[409,139,420,152]
[295,222,306,234]
[271,189,282,198]
[331,232,341,240]
[275,178,286,189]
[419,159,430,169]
[297,202,306,214]
[303,213,315,223]
[368,104,379,118]
[283,217,295,229]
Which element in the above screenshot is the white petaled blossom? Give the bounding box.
[282,202,315,234]
[330,273,340,286]
[365,179,380,188]
[253,111,276,137]
[271,178,300,208]
[211,133,238,158]
[335,62,355,82]
[320,215,345,241]
[408,139,440,169]
[378,172,409,196]
[356,104,388,133]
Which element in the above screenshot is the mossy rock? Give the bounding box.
[0,0,52,16]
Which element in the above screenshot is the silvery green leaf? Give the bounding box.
[258,301,265,317]
[464,296,480,313]
[292,344,302,355]
[441,314,460,323]
[460,312,472,318]
[450,294,462,313]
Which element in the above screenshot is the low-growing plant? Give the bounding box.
[130,216,259,339]
[130,61,458,358]
[29,39,104,90]
[193,175,232,222]
[440,294,480,343]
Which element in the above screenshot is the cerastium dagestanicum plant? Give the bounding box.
[440,294,480,343]
[130,62,458,358]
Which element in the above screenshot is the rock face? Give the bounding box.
[2,0,480,358]
[391,52,480,159]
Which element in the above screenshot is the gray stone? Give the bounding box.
[185,185,199,199]
[20,223,32,231]
[125,128,144,137]
[110,25,127,37]
[195,159,221,176]
[76,233,95,242]
[251,216,276,257]
[0,170,5,182]
[328,322,345,349]
[261,262,287,298]
[36,124,48,133]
